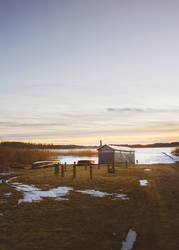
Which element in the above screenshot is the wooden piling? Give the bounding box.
[61,165,64,177]
[73,162,76,178]
[90,164,93,179]
[112,162,115,173]
[107,164,110,173]
[64,162,67,172]
[54,163,59,175]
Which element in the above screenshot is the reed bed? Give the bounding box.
[54,150,98,157]
[0,146,59,170]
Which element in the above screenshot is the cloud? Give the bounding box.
[107,107,179,113]
[0,122,66,128]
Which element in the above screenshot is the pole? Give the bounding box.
[73,162,76,178]
[54,163,59,175]
[64,162,67,172]
[90,164,93,179]
[61,165,64,177]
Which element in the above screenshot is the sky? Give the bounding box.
[0,0,179,145]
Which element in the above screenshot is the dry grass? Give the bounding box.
[54,149,98,157]
[0,163,179,250]
[0,146,59,170]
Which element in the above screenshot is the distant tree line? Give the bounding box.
[113,142,179,148]
[0,141,96,149]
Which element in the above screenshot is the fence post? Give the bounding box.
[61,164,64,177]
[112,162,115,173]
[90,164,93,179]
[126,160,128,168]
[64,162,67,172]
[54,163,59,175]
[73,162,76,178]
[107,164,110,173]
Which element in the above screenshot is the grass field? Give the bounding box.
[0,163,179,250]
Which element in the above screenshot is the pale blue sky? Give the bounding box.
[0,0,179,144]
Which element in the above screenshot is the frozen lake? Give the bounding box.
[55,147,176,165]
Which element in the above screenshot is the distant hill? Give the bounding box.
[112,142,179,148]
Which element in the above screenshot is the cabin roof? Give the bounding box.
[98,144,135,152]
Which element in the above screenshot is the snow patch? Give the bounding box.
[12,183,73,204]
[139,180,148,186]
[4,192,12,196]
[77,189,129,200]
[121,229,137,250]
[77,189,109,197]
[6,177,18,183]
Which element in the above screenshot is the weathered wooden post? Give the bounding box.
[61,164,64,177]
[73,162,76,178]
[90,164,93,179]
[64,162,67,172]
[107,164,110,173]
[54,163,59,175]
[112,162,115,173]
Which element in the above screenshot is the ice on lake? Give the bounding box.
[55,147,176,165]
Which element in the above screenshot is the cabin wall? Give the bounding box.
[98,145,135,164]
[98,149,114,164]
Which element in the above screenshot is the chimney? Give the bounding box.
[100,140,102,147]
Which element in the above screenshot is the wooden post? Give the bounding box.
[64,162,67,172]
[112,162,115,173]
[73,162,76,178]
[90,164,93,179]
[107,164,110,173]
[126,160,128,168]
[54,163,59,175]
[61,165,64,177]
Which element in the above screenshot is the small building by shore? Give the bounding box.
[98,144,135,164]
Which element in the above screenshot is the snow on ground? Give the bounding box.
[139,180,148,186]
[121,229,137,250]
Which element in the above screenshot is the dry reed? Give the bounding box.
[0,146,59,170]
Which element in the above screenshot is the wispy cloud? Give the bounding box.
[107,107,179,113]
[0,122,66,128]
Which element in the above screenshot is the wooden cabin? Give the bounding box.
[98,144,135,164]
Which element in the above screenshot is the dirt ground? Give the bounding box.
[0,164,179,250]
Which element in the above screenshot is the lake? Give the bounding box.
[55,147,176,164]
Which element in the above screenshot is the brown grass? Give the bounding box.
[0,163,179,250]
[0,146,59,170]
[54,149,98,157]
